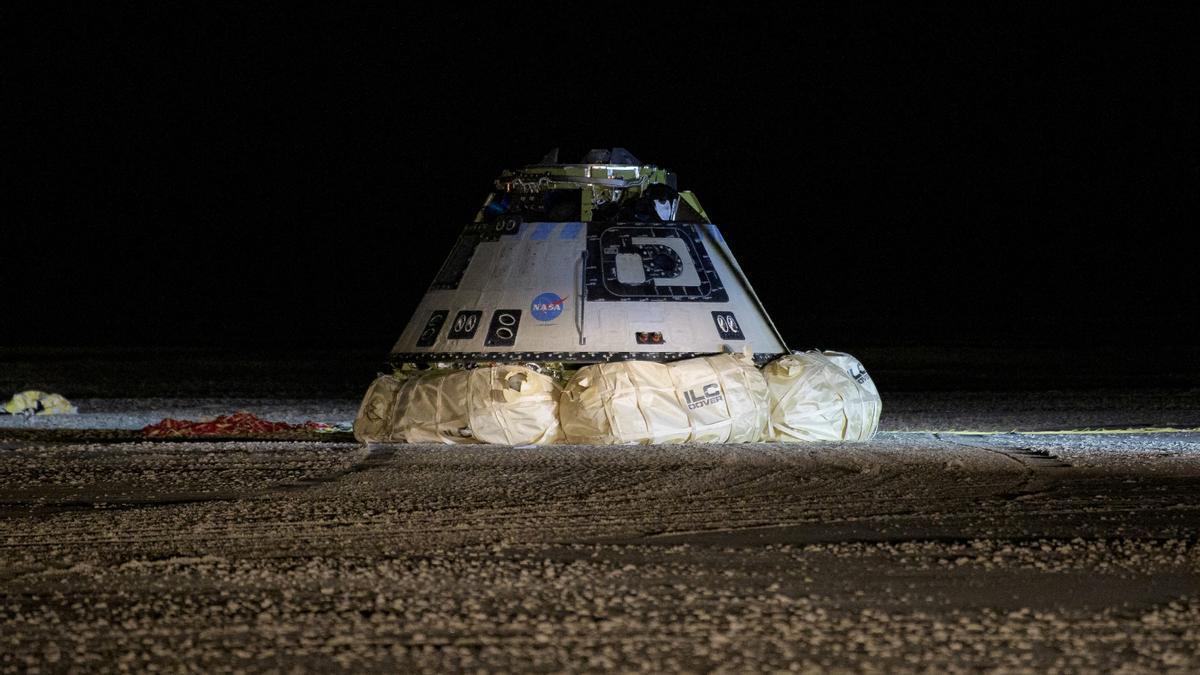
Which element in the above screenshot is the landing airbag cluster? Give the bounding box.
[354,351,880,445]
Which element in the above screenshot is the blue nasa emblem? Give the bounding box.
[531,292,567,321]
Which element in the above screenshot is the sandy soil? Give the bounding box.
[2,389,1197,435]
[2,430,1198,672]
[2,349,1198,671]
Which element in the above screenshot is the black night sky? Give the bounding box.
[7,6,1198,358]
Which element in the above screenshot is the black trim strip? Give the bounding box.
[389,351,783,367]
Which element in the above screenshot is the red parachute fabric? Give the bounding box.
[142,412,325,438]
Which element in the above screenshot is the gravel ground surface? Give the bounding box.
[0,399,360,432]
[2,389,1197,434]
[2,349,1198,672]
[2,430,1199,672]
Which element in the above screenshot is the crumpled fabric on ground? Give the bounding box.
[142,412,325,437]
[3,391,77,416]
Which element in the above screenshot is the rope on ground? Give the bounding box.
[892,427,1200,436]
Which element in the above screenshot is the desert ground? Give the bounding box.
[2,348,1198,672]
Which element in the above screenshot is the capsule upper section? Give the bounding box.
[476,147,710,224]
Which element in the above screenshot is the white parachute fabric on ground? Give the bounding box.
[559,354,770,444]
[353,375,404,443]
[3,391,77,416]
[466,365,563,445]
[764,351,881,442]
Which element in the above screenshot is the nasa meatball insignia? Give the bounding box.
[531,293,567,322]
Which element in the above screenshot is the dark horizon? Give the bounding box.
[7,6,1197,355]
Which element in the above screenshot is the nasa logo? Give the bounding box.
[531,292,567,321]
